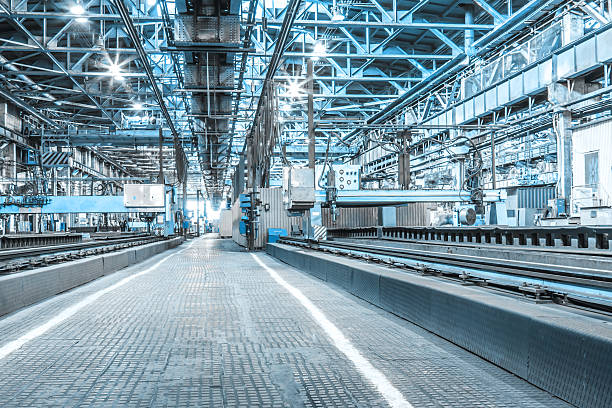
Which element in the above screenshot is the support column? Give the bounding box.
[491,131,496,189]
[463,4,474,54]
[398,153,410,189]
[196,189,200,237]
[555,110,573,213]
[182,181,187,238]
[398,130,411,189]
[307,59,315,169]
[158,126,164,183]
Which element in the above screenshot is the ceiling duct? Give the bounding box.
[176,0,240,196]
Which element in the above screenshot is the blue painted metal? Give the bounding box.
[314,189,505,206]
[268,228,287,243]
[0,196,165,214]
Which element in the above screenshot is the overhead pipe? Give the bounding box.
[113,0,188,182]
[341,0,564,144]
[0,88,59,129]
[242,0,303,154]
[0,55,56,102]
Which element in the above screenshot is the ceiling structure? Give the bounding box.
[0,0,568,198]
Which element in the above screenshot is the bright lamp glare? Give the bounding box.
[71,4,85,15]
[314,42,326,55]
[332,9,345,21]
[133,102,143,110]
[109,63,124,81]
[287,80,301,98]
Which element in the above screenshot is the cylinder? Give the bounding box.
[459,207,477,226]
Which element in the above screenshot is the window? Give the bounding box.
[584,151,599,189]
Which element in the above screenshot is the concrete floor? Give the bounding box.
[0,237,569,407]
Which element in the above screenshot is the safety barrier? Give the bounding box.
[267,243,612,408]
[0,237,184,317]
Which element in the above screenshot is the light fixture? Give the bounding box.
[109,63,124,81]
[287,80,301,98]
[331,0,345,21]
[313,41,326,59]
[71,2,88,23]
[331,9,345,21]
[133,102,143,110]
[70,3,85,15]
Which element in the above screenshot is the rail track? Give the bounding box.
[278,237,612,313]
[0,234,162,273]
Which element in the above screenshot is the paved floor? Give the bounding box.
[0,237,569,407]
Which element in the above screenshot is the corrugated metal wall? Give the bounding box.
[231,197,246,247]
[572,119,612,208]
[322,202,434,228]
[514,186,556,209]
[219,209,232,237]
[256,188,303,248]
[232,187,303,249]
[322,207,378,228]
[396,202,435,226]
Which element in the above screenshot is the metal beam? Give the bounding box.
[0,3,120,128]
[472,0,505,24]
[113,0,187,180]
[0,87,59,129]
[262,19,496,30]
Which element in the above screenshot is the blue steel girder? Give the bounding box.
[0,0,190,185]
[243,1,502,148]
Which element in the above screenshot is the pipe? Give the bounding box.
[464,5,474,53]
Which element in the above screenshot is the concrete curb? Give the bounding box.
[0,237,184,318]
[267,243,612,408]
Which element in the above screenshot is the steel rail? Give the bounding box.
[279,237,612,290]
[0,235,159,262]
[356,237,612,258]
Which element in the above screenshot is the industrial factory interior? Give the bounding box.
[0,0,610,406]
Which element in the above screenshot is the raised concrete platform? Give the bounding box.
[0,237,183,317]
[0,238,571,406]
[267,242,612,408]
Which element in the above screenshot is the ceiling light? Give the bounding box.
[331,10,345,21]
[287,80,301,98]
[313,41,326,58]
[109,63,124,81]
[70,4,85,15]
[133,102,143,110]
[71,2,88,23]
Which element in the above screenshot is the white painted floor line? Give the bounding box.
[251,253,413,408]
[0,239,198,361]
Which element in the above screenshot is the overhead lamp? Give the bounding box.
[71,2,88,23]
[313,41,326,59]
[331,9,345,21]
[331,0,345,21]
[287,80,301,98]
[132,102,143,110]
[109,63,124,81]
